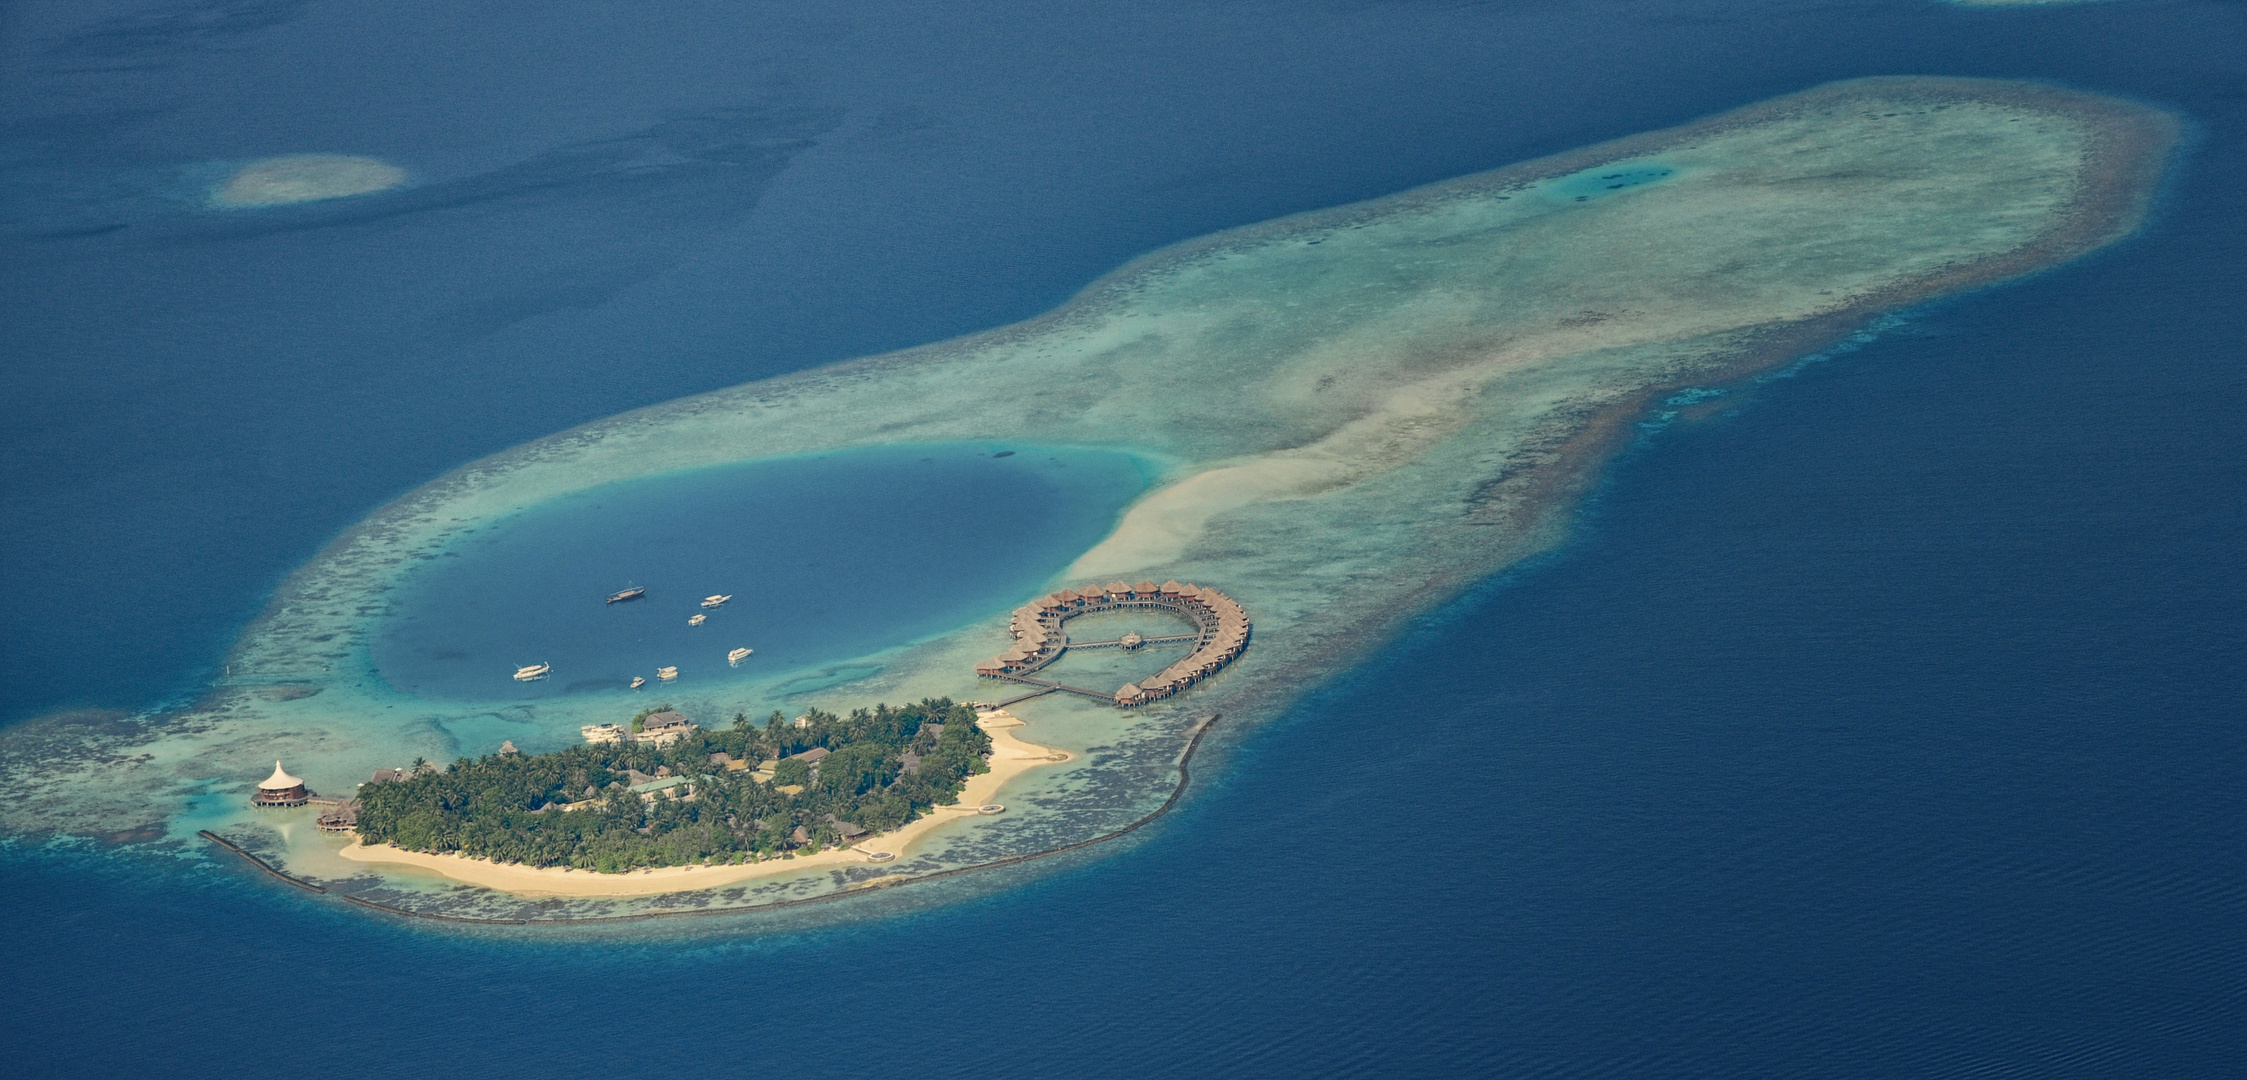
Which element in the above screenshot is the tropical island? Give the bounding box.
[0,77,2183,920]
[353,699,992,872]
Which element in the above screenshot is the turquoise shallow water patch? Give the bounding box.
[1540,159,1677,203]
[369,444,1150,702]
[769,665,887,699]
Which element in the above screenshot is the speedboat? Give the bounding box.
[700,594,731,608]
[728,647,753,666]
[688,613,706,626]
[630,676,645,689]
[656,666,679,681]
[606,587,646,604]
[514,662,550,682]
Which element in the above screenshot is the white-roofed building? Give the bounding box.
[251,760,311,807]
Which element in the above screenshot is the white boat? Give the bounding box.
[513,662,550,682]
[629,676,645,689]
[728,647,753,666]
[656,666,679,681]
[701,594,732,608]
[688,613,707,626]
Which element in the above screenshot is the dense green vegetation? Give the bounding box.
[353,699,991,873]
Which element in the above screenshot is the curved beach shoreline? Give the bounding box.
[335,710,1064,897]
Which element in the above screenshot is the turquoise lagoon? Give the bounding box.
[369,444,1151,706]
[1537,158,1678,203]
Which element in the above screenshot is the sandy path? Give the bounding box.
[334,710,1065,896]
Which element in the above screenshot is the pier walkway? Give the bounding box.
[1065,633,1199,649]
[992,685,1060,708]
[984,672,1119,703]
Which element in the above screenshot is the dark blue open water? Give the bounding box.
[4,0,2246,1075]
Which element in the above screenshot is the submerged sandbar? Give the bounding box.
[0,77,2178,918]
[211,154,406,208]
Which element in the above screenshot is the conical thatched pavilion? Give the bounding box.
[250,760,311,808]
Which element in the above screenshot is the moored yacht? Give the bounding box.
[728,647,753,666]
[688,613,706,626]
[701,594,731,608]
[630,676,645,689]
[656,666,679,681]
[606,587,646,604]
[514,662,550,682]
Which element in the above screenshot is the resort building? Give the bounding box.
[976,579,1250,706]
[583,714,699,746]
[637,711,699,746]
[629,776,690,800]
[251,760,311,808]
[315,800,359,832]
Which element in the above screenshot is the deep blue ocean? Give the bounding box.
[4,0,2245,1075]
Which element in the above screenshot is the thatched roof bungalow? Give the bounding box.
[981,579,1249,706]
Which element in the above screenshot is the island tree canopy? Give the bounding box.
[353,698,991,873]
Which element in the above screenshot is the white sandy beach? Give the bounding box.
[335,710,1067,896]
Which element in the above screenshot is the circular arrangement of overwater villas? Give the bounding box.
[976,580,1249,706]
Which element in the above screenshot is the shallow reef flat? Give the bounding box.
[0,77,2176,918]
[210,154,408,208]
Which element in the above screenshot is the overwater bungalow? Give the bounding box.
[251,760,311,807]
[315,800,359,831]
[979,579,1250,705]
